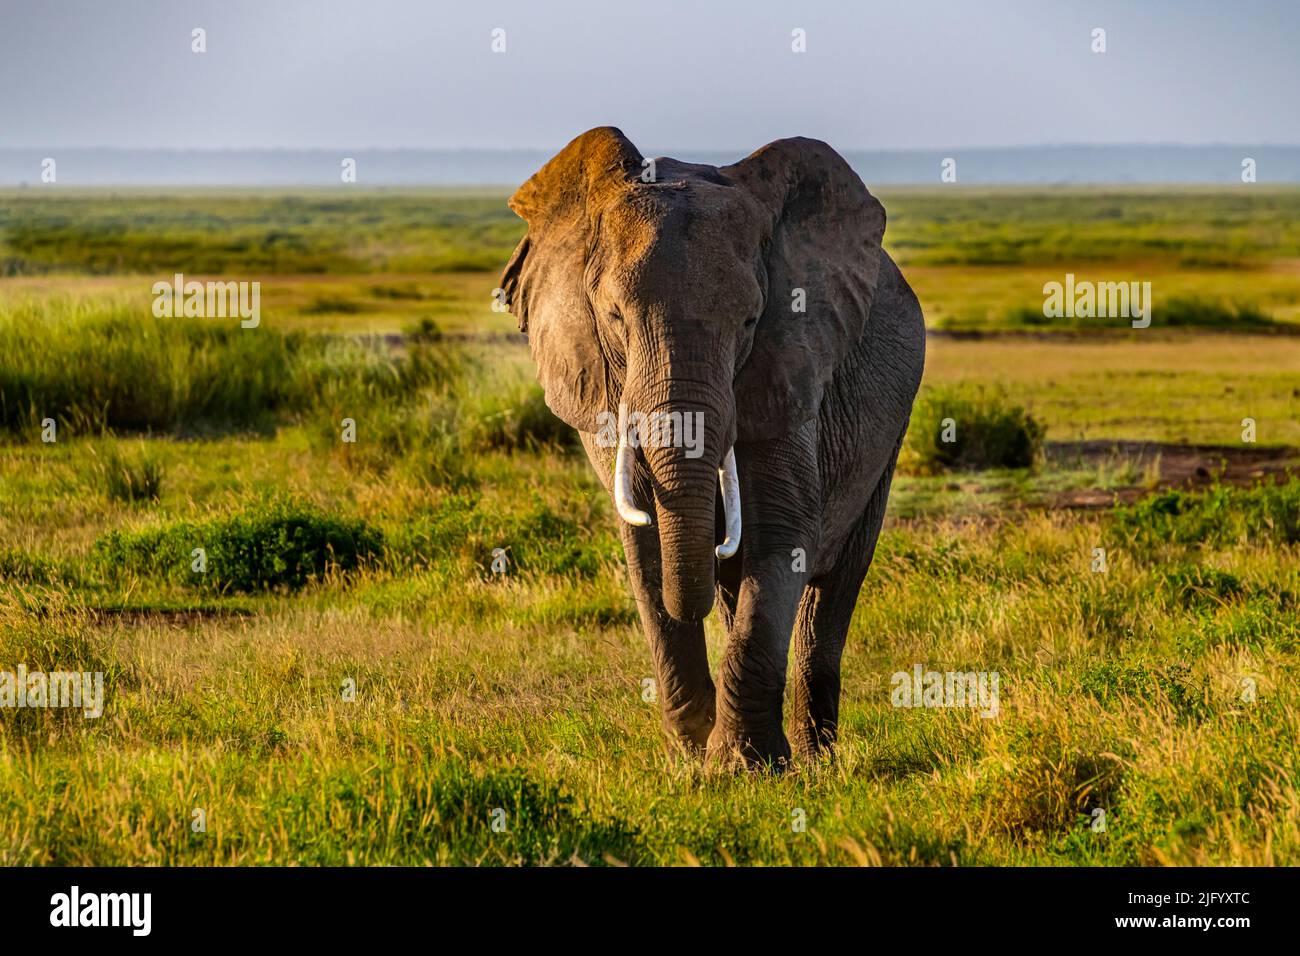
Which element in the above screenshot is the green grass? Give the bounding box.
[96,442,166,503]
[2,481,1296,864]
[0,190,522,276]
[0,187,1297,866]
[880,186,1300,267]
[6,187,1300,279]
[0,297,463,435]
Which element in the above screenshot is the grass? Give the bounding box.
[96,443,165,503]
[0,297,464,435]
[1,482,1296,864]
[0,187,1297,866]
[0,190,522,276]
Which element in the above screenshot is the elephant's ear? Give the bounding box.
[499,127,644,432]
[723,137,886,441]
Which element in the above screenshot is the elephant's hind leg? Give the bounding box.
[790,450,899,760]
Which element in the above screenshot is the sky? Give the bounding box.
[1,0,1297,152]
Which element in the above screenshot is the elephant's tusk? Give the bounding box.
[614,404,653,527]
[716,447,741,559]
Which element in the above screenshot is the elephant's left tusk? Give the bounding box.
[716,447,741,559]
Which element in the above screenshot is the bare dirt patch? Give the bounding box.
[1048,440,1298,509]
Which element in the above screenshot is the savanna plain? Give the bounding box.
[0,186,1297,865]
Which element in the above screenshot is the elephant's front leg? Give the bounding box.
[706,425,819,771]
[622,520,717,753]
[581,433,716,754]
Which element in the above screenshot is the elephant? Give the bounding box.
[499,127,925,770]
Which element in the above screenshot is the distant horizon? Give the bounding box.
[8,141,1300,153]
[5,143,1299,187]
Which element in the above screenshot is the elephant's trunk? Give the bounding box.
[621,371,731,623]
[646,438,720,623]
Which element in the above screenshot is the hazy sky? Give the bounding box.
[3,0,1297,151]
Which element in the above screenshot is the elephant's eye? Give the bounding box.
[744,315,759,328]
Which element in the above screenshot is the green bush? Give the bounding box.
[301,296,363,315]
[292,338,463,413]
[1110,479,1300,548]
[1158,297,1275,329]
[1159,564,1246,609]
[369,284,426,301]
[1077,660,1208,719]
[402,316,444,341]
[996,296,1275,330]
[94,498,384,593]
[906,387,1046,472]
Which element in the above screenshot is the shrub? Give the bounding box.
[402,316,444,341]
[905,387,1046,472]
[1077,660,1208,719]
[996,296,1275,330]
[1001,305,1055,328]
[301,296,363,315]
[1110,479,1300,549]
[293,338,463,414]
[314,377,574,483]
[1158,297,1275,329]
[1159,564,1246,610]
[94,498,383,593]
[369,284,426,301]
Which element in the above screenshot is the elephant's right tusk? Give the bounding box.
[614,404,653,527]
[716,447,741,559]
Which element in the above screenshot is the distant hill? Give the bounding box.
[2,144,1298,186]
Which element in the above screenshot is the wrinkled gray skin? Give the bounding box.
[500,127,925,770]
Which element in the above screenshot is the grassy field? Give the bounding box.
[1,188,1297,865]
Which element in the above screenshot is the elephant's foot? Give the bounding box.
[704,721,793,773]
[661,693,715,756]
[788,694,839,763]
[790,718,838,764]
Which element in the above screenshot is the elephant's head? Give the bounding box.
[500,127,886,622]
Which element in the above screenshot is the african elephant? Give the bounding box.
[499,127,925,770]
